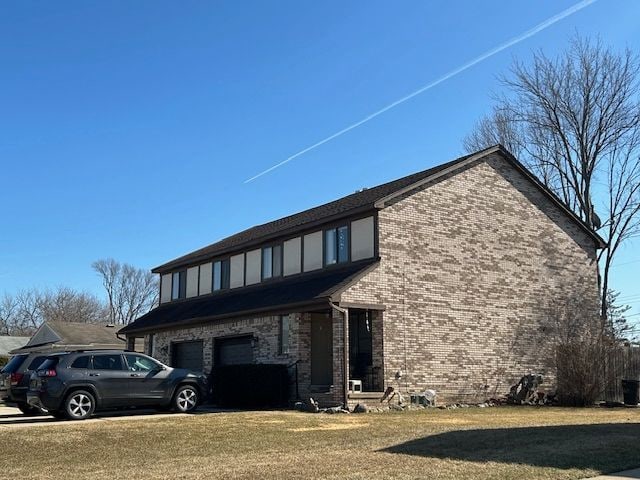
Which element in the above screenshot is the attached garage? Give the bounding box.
[215,336,253,366]
[171,340,204,371]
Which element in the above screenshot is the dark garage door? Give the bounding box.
[171,340,204,371]
[215,336,253,366]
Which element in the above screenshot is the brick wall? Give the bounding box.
[143,312,346,404]
[340,153,599,403]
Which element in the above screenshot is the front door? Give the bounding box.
[310,314,333,386]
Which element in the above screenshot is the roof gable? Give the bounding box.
[373,145,605,248]
[25,323,62,347]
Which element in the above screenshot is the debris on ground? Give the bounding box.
[410,389,437,407]
[352,403,368,413]
[507,374,555,405]
[295,397,319,413]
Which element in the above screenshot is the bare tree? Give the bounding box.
[14,289,43,334]
[0,287,109,335]
[606,289,634,341]
[39,287,109,324]
[92,259,158,325]
[0,293,18,335]
[464,36,640,318]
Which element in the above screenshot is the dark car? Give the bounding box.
[0,353,50,414]
[27,350,208,420]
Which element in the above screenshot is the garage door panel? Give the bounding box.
[172,341,204,371]
[216,336,253,366]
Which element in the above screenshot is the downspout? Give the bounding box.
[330,302,349,409]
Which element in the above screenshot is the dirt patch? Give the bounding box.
[289,422,369,432]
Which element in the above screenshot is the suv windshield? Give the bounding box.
[1,355,28,374]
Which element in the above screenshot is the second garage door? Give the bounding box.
[171,340,204,371]
[215,336,253,366]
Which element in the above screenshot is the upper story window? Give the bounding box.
[325,225,349,266]
[283,237,302,276]
[160,273,172,304]
[213,259,230,291]
[171,270,186,300]
[160,215,375,302]
[303,231,323,272]
[351,216,375,261]
[262,245,282,280]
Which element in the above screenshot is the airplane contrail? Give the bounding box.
[244,0,598,183]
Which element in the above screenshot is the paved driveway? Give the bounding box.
[0,405,220,429]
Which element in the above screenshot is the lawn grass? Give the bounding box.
[1,406,639,479]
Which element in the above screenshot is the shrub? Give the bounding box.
[544,290,612,406]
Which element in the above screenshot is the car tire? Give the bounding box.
[17,402,42,416]
[50,410,67,420]
[63,390,96,420]
[172,385,199,413]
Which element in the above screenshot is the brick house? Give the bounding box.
[120,145,603,406]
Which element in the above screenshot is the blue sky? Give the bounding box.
[1,1,639,320]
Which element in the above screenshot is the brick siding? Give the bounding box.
[340,153,599,403]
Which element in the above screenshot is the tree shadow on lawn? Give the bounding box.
[382,423,640,474]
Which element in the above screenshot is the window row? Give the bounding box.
[160,216,375,303]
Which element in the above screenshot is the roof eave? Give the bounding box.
[374,145,502,208]
[119,298,331,335]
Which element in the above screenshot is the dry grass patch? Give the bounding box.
[0,407,639,479]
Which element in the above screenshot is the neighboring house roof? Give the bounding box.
[121,259,378,335]
[154,145,605,274]
[10,321,125,354]
[0,336,30,356]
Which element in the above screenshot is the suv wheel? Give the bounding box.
[64,390,95,420]
[173,385,199,413]
[50,410,67,420]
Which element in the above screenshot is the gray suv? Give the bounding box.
[27,350,208,420]
[0,353,50,414]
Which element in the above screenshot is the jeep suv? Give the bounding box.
[0,353,49,414]
[27,350,208,420]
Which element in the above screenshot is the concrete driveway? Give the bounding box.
[0,404,220,429]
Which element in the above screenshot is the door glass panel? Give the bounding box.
[125,354,159,372]
[92,354,124,371]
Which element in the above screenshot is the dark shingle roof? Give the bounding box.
[121,259,378,334]
[10,322,125,354]
[154,153,474,272]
